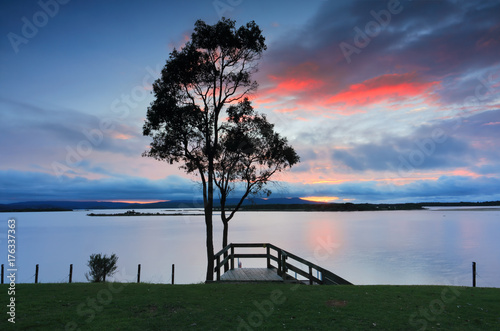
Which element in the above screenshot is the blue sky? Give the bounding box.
[1,0,500,204]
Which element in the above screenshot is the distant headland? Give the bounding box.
[1,199,499,213]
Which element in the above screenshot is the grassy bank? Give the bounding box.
[1,283,499,330]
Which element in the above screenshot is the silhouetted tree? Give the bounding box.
[215,98,299,270]
[85,253,118,283]
[143,18,266,281]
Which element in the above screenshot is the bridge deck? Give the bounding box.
[219,267,285,282]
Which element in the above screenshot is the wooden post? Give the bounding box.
[216,255,220,281]
[281,252,287,281]
[277,250,282,276]
[266,246,270,268]
[1,264,3,284]
[35,264,39,284]
[137,264,141,283]
[231,246,235,269]
[308,266,313,285]
[171,264,175,285]
[472,262,476,287]
[69,264,73,283]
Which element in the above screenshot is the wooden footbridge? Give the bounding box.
[213,243,353,285]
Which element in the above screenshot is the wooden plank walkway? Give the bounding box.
[213,243,353,285]
[220,268,284,282]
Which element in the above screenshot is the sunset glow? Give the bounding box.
[103,200,170,204]
[300,196,340,203]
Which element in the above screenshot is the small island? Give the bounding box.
[87,210,204,217]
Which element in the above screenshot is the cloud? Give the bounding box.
[267,62,325,94]
[4,168,498,204]
[0,170,199,203]
[324,72,440,112]
[280,175,500,203]
[331,131,471,173]
[280,108,500,192]
[330,109,500,173]
[0,97,149,174]
[256,0,500,118]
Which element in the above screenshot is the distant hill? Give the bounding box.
[1,199,499,212]
[0,197,318,212]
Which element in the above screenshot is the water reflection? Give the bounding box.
[305,218,344,262]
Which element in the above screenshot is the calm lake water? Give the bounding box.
[2,207,499,287]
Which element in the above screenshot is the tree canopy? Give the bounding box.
[143,18,266,173]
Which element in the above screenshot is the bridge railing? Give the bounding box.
[213,243,353,285]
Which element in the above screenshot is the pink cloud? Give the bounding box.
[256,63,441,116]
[325,72,440,108]
[264,62,326,96]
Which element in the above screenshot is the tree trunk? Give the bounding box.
[205,151,215,282]
[204,202,214,281]
[222,219,229,272]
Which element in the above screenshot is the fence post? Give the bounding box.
[1,264,3,284]
[472,262,476,287]
[171,264,175,285]
[137,264,141,284]
[281,252,287,281]
[266,246,271,268]
[216,255,221,281]
[308,266,313,285]
[69,264,73,283]
[277,250,282,276]
[35,264,39,284]
[230,245,235,270]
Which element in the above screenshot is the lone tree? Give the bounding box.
[143,18,297,281]
[216,98,299,269]
[85,253,118,283]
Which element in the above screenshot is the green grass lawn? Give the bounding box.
[1,283,499,330]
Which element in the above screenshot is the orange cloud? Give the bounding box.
[447,169,482,178]
[256,68,441,116]
[101,200,170,204]
[325,72,440,109]
[274,106,299,113]
[256,62,328,112]
[300,196,340,203]
[269,76,324,93]
[113,133,134,140]
[312,179,349,184]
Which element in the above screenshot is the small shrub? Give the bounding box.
[85,253,118,282]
